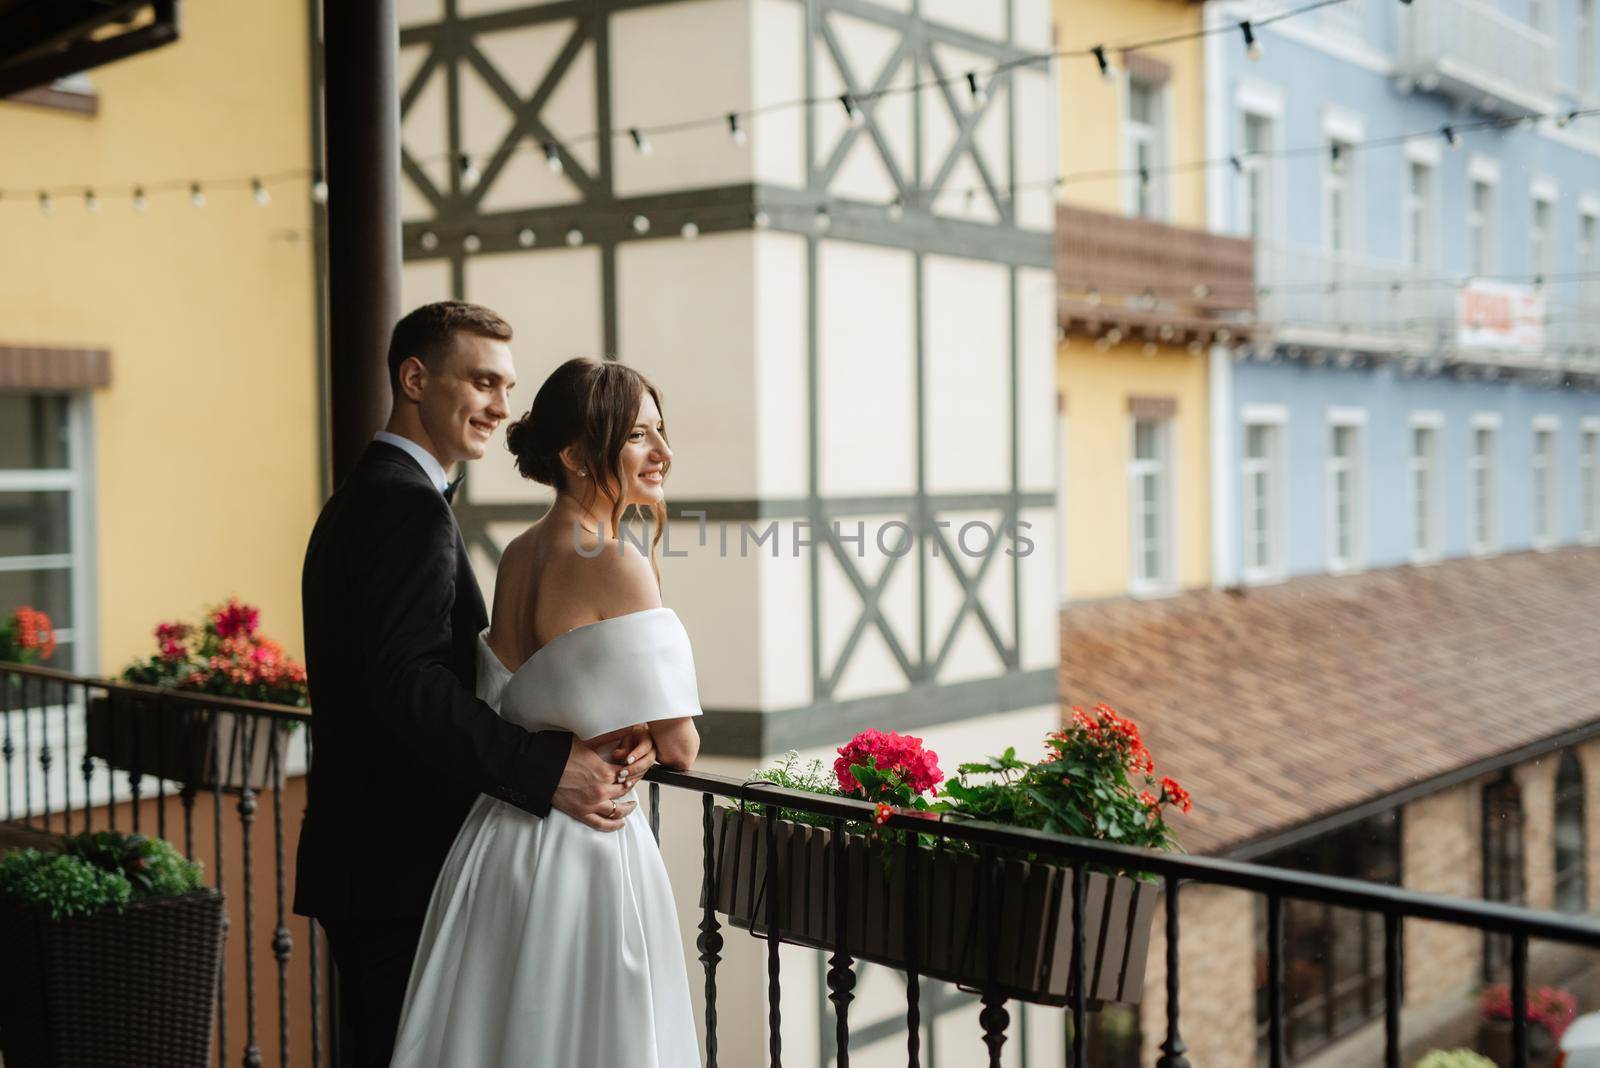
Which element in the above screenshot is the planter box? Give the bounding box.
[1476,1017,1557,1068]
[0,889,224,1068]
[85,695,283,794]
[709,807,1159,1008]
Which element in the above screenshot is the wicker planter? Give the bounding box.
[85,695,282,794]
[709,807,1159,1007]
[0,889,224,1068]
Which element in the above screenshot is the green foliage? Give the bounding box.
[745,753,847,830]
[0,831,204,922]
[1412,1050,1496,1068]
[0,850,132,921]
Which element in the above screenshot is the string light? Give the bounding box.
[1230,155,1244,174]
[965,71,987,107]
[680,220,699,240]
[752,209,771,230]
[1091,45,1112,83]
[84,189,98,214]
[887,195,905,222]
[1329,142,1344,173]
[517,228,536,247]
[728,113,747,146]
[132,187,147,213]
[544,142,563,174]
[565,227,583,247]
[189,182,206,208]
[629,128,652,156]
[38,191,52,216]
[462,233,482,252]
[632,214,651,234]
[840,94,864,128]
[1442,125,1459,149]
[419,231,439,251]
[458,153,481,190]
[1242,21,1262,61]
[310,175,329,204]
[252,177,271,206]
[814,205,832,231]
[1556,110,1577,129]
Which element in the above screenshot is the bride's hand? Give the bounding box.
[609,724,658,786]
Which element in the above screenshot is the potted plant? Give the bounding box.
[0,830,223,1067]
[0,604,58,666]
[1475,983,1574,1067]
[711,704,1189,1008]
[85,598,306,793]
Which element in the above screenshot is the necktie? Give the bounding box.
[443,473,465,503]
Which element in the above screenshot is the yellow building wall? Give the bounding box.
[1053,0,1207,229]
[1058,339,1211,601]
[0,0,318,670]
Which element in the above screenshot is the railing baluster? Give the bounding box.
[106,691,117,831]
[38,675,54,832]
[1156,874,1190,1068]
[59,680,72,835]
[3,669,14,821]
[762,802,782,1067]
[1384,912,1402,1068]
[21,675,33,825]
[1267,893,1285,1068]
[904,840,921,1068]
[1070,861,1086,1068]
[697,793,723,1068]
[979,845,1008,1067]
[79,682,95,832]
[826,814,854,1068]
[270,725,292,1068]
[239,717,262,1068]
[213,710,229,1068]
[1511,931,1529,1068]
[183,785,197,858]
[128,694,143,833]
[156,695,169,840]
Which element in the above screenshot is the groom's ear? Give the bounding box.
[395,355,430,404]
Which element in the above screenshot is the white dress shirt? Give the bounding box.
[374,431,451,494]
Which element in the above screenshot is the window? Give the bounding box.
[1255,811,1402,1062]
[1555,751,1588,914]
[1533,421,1559,548]
[1327,415,1364,571]
[1531,194,1556,281]
[1483,775,1526,981]
[1242,111,1276,242]
[1583,425,1600,542]
[1468,180,1495,277]
[1471,417,1500,553]
[1403,160,1435,268]
[1243,414,1285,581]
[1130,418,1172,589]
[1127,78,1167,220]
[1326,138,1355,253]
[0,394,89,671]
[1409,417,1441,561]
[1582,211,1600,299]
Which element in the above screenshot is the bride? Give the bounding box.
[389,357,703,1067]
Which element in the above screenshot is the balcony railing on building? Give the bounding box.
[1056,203,1257,348]
[10,658,1600,1067]
[1399,0,1556,116]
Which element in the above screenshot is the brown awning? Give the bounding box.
[0,344,111,390]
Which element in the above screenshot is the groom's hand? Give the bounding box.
[553,739,638,832]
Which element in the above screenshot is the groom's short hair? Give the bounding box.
[387,301,514,393]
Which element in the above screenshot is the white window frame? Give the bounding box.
[1323,108,1365,256]
[1409,411,1444,564]
[1235,82,1285,244]
[1531,177,1559,281]
[1242,405,1288,585]
[1403,142,1440,270]
[1468,156,1501,279]
[1123,75,1172,222]
[1533,414,1561,549]
[1581,417,1600,544]
[1128,415,1176,596]
[1326,407,1367,573]
[1470,412,1502,556]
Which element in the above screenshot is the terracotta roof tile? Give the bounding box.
[1057,548,1600,856]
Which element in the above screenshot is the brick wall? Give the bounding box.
[1403,780,1483,1008]
[1138,884,1258,1067]
[1518,756,1560,911]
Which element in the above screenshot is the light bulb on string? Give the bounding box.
[680,220,700,240]
[840,94,864,128]
[190,182,206,208]
[752,209,771,230]
[458,153,481,191]
[629,128,653,156]
[132,187,148,214]
[814,205,832,232]
[1556,110,1577,129]
[517,228,536,248]
[84,189,98,214]
[463,233,482,253]
[544,142,564,174]
[1242,21,1262,61]
[566,227,583,247]
[1329,142,1344,174]
[1442,125,1459,149]
[965,71,987,108]
[1091,45,1116,83]
[419,231,439,251]
[728,113,748,146]
[311,175,329,204]
[1230,155,1244,174]
[39,191,53,216]
[887,195,905,222]
[252,178,271,206]
[632,214,651,234]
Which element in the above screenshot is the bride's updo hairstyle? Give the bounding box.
[505,357,670,567]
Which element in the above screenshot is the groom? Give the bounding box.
[293,301,654,1068]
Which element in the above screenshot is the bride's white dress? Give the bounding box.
[389,607,703,1068]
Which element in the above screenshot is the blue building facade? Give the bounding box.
[1202,0,1600,584]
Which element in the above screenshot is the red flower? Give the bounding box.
[1159,776,1193,814]
[833,729,943,798]
[211,598,260,640]
[873,801,893,827]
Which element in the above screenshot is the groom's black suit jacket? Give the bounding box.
[293,441,570,922]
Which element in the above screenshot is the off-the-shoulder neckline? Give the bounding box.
[483,607,676,680]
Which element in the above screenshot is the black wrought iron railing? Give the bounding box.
[6,656,1600,1068]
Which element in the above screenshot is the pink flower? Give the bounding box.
[212,598,260,640]
[833,729,943,798]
